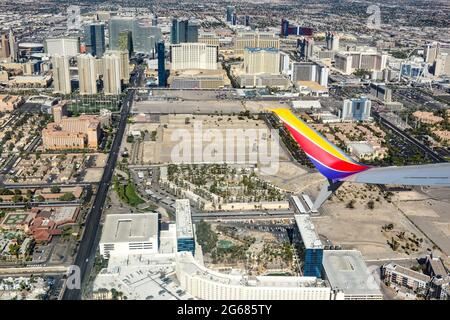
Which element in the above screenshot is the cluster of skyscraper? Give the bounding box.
[51,50,129,95]
[170,18,199,44]
[109,17,162,56]
[0,30,17,62]
[281,19,314,37]
[226,6,237,25]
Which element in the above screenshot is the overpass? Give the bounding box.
[192,210,294,221]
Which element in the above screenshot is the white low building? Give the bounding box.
[322,250,383,300]
[100,213,159,258]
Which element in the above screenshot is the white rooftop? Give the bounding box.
[291,100,322,109]
[100,213,159,244]
[177,252,326,288]
[294,214,323,249]
[322,250,382,297]
[348,141,374,155]
[175,199,193,239]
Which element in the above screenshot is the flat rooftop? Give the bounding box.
[348,142,374,154]
[294,214,323,249]
[297,81,328,91]
[177,252,326,288]
[176,199,194,239]
[322,250,382,297]
[100,213,159,244]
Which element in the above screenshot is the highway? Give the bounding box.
[61,67,143,300]
[373,111,446,163]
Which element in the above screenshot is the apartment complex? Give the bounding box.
[382,263,431,292]
[0,94,24,112]
[171,43,218,70]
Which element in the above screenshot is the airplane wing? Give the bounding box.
[341,163,450,186]
[271,108,450,186]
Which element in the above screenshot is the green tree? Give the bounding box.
[195,221,218,253]
[59,192,75,201]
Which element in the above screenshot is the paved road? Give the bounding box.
[1,133,42,175]
[374,111,446,163]
[0,266,68,276]
[0,200,81,209]
[61,68,143,300]
[0,182,93,189]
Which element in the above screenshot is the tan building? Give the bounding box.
[0,33,11,60]
[52,55,71,94]
[171,43,218,70]
[22,62,34,75]
[434,130,450,143]
[102,53,122,95]
[0,70,8,81]
[434,53,450,77]
[335,51,388,75]
[171,74,225,89]
[198,32,220,46]
[42,101,100,150]
[53,102,68,123]
[234,31,279,55]
[243,48,280,74]
[0,94,24,112]
[77,54,98,95]
[104,50,130,84]
[412,111,443,125]
[237,74,290,89]
[8,75,51,88]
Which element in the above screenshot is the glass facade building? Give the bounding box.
[110,17,161,55]
[294,214,324,279]
[157,41,166,87]
[177,237,195,255]
[171,18,198,44]
[304,248,324,278]
[85,23,105,58]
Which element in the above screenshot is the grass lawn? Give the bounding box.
[125,184,145,206]
[114,176,145,207]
